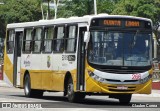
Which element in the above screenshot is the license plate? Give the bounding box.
[117,86,128,90]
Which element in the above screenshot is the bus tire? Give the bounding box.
[67,77,79,102]
[24,74,43,98]
[24,74,33,97]
[119,94,132,104]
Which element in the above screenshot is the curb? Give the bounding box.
[0,80,160,97]
[133,93,160,97]
[0,80,13,88]
[131,90,160,97]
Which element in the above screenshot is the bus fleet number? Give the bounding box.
[132,74,141,80]
[62,55,75,61]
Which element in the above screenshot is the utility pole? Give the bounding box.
[94,0,97,15]
[87,0,97,15]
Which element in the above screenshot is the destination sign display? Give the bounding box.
[91,18,151,29]
[125,21,140,27]
[103,20,121,26]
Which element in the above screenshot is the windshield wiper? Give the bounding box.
[131,30,139,48]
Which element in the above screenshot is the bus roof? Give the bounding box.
[7,14,152,29]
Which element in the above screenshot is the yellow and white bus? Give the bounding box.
[3,14,153,104]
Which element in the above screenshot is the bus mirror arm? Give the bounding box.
[84,31,90,49]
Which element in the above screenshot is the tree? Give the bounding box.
[0,0,160,38]
[112,0,160,24]
[58,0,115,18]
[0,0,42,38]
[58,0,93,17]
[42,0,52,19]
[97,0,117,14]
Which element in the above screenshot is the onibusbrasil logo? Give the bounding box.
[24,55,30,67]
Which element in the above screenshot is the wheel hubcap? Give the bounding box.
[25,78,29,95]
[68,83,73,96]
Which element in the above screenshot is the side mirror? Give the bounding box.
[152,58,159,70]
[84,31,90,43]
[153,58,158,63]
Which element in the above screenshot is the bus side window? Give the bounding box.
[32,28,43,53]
[43,27,54,53]
[23,29,33,53]
[53,26,65,52]
[7,30,14,54]
[66,25,77,52]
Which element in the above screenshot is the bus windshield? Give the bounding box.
[88,30,152,67]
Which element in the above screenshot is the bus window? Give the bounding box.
[66,25,77,52]
[23,29,33,53]
[7,30,14,53]
[132,35,146,54]
[33,28,42,53]
[53,26,65,52]
[43,27,54,53]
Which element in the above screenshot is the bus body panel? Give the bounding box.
[20,52,77,91]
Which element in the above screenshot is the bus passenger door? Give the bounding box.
[13,30,23,87]
[77,26,87,91]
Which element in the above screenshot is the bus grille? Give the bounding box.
[109,89,135,92]
[108,86,136,92]
[97,68,147,74]
[105,79,138,83]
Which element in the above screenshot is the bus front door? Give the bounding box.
[13,30,23,87]
[77,26,87,91]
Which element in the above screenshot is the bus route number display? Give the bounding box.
[125,21,140,27]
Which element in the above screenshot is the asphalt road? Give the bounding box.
[0,87,160,111]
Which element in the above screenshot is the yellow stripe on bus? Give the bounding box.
[3,51,13,84]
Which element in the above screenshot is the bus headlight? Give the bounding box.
[139,75,152,84]
[88,71,105,82]
[88,71,94,77]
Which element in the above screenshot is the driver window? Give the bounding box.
[132,35,146,54]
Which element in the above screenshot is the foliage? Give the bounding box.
[0,0,42,38]
[58,0,92,17]
[111,0,160,24]
[58,0,116,18]
[0,0,160,38]
[58,0,159,24]
[1,0,42,23]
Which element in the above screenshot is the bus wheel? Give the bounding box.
[119,94,132,104]
[24,74,33,97]
[24,74,43,98]
[67,78,78,102]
